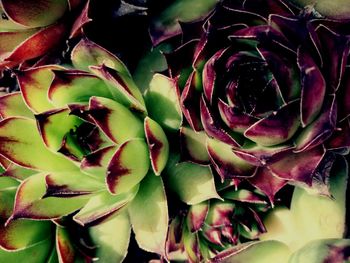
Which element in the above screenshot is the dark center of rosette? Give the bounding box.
[221,52,283,117]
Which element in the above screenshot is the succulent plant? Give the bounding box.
[135,0,350,261]
[165,187,270,262]
[148,0,350,204]
[0,38,179,262]
[0,0,90,70]
[211,155,349,262]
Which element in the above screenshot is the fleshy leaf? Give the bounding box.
[0,92,33,119]
[244,100,300,146]
[0,220,52,251]
[80,146,117,178]
[4,22,67,65]
[128,173,168,256]
[71,38,130,76]
[9,173,88,221]
[0,238,52,263]
[268,147,324,185]
[167,162,221,205]
[145,74,182,130]
[44,171,104,197]
[180,126,209,164]
[48,70,113,107]
[297,47,326,127]
[200,96,240,147]
[205,201,235,228]
[295,95,337,152]
[36,108,84,151]
[289,238,350,263]
[1,0,67,27]
[144,117,169,175]
[89,96,144,144]
[232,143,294,166]
[56,226,85,263]
[222,189,267,204]
[90,210,131,263]
[149,0,218,45]
[0,117,78,171]
[218,99,259,134]
[182,226,202,263]
[89,65,146,113]
[248,167,287,205]
[186,201,209,233]
[17,65,64,114]
[106,139,149,195]
[211,240,291,263]
[203,49,225,104]
[290,156,347,244]
[0,177,17,219]
[207,138,255,180]
[69,0,92,38]
[73,187,138,226]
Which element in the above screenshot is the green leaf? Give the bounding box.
[0,117,78,172]
[89,96,144,145]
[73,187,138,226]
[36,108,84,151]
[89,65,146,113]
[17,65,63,114]
[144,117,169,175]
[0,220,52,251]
[0,92,33,119]
[80,146,117,178]
[90,210,131,263]
[290,0,350,19]
[48,70,113,108]
[56,226,84,263]
[10,173,89,220]
[150,0,218,45]
[289,238,350,263]
[0,238,52,263]
[71,38,130,76]
[128,173,168,256]
[1,163,36,181]
[207,137,255,179]
[0,179,18,219]
[145,74,182,130]
[212,240,291,263]
[133,43,172,92]
[180,126,209,164]
[45,171,105,197]
[107,139,149,195]
[167,162,221,205]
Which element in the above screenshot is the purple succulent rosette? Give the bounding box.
[142,0,350,261]
[150,0,350,202]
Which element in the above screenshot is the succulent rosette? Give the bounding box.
[211,154,349,262]
[165,187,269,262]
[0,38,177,262]
[0,0,90,70]
[148,0,350,203]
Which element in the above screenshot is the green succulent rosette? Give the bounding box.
[0,38,178,262]
[0,0,90,70]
